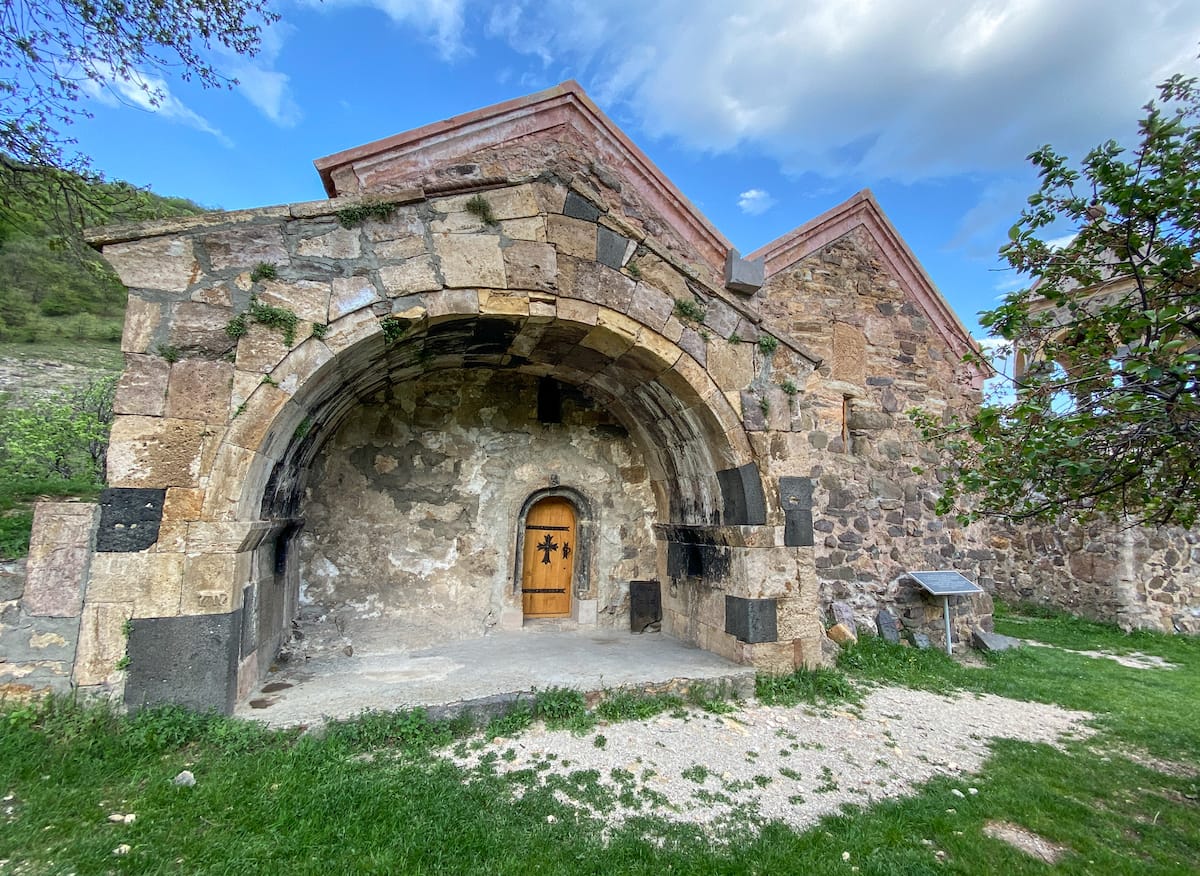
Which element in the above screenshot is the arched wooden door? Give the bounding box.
[521,497,576,618]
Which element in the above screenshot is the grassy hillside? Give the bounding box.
[0,166,205,345]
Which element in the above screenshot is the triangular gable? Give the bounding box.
[314,80,733,274]
[747,190,979,363]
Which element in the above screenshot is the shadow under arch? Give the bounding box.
[220,300,764,692]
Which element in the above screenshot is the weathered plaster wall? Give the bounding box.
[296,369,657,651]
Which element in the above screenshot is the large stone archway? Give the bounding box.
[7,82,1020,713]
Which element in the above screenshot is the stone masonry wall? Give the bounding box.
[755,228,994,646]
[296,369,658,653]
[986,519,1200,634]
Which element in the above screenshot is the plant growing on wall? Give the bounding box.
[915,73,1200,528]
[226,296,300,346]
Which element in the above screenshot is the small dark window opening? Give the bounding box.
[686,542,705,578]
[538,377,563,424]
[841,395,851,451]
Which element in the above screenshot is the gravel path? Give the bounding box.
[443,686,1094,837]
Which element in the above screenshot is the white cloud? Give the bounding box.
[481,0,1200,183]
[80,65,232,146]
[308,0,469,59]
[222,22,302,127]
[737,188,776,215]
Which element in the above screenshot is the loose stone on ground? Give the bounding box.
[443,685,1093,838]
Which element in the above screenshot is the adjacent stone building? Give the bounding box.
[2,82,1192,712]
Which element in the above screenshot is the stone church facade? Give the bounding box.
[2,83,1194,712]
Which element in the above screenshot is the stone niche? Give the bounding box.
[295,369,657,653]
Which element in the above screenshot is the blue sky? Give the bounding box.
[67,0,1200,336]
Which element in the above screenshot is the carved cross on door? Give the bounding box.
[536,533,559,564]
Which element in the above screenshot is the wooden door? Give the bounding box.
[521,497,576,617]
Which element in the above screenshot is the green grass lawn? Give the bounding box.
[1,607,1197,874]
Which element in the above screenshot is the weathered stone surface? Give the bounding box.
[329,276,381,321]
[121,297,164,354]
[724,596,778,644]
[270,338,334,395]
[73,603,132,686]
[374,235,427,260]
[547,215,597,260]
[706,340,754,391]
[24,502,98,617]
[911,632,932,649]
[876,609,901,643]
[202,225,287,271]
[114,354,170,416]
[503,241,557,291]
[106,417,208,489]
[596,226,631,269]
[96,488,165,553]
[972,629,1021,652]
[830,601,857,632]
[827,622,857,645]
[124,610,241,713]
[234,322,292,374]
[724,249,764,295]
[425,288,480,320]
[86,552,184,618]
[434,233,505,288]
[224,383,290,452]
[627,282,673,332]
[165,360,233,423]
[831,322,866,384]
[379,257,442,295]
[105,237,199,292]
[168,302,237,358]
[322,306,382,355]
[256,279,331,324]
[162,487,205,522]
[296,227,361,259]
[180,553,243,615]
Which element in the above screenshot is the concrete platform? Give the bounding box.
[234,628,756,727]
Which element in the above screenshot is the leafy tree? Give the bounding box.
[0,374,116,484]
[915,74,1200,529]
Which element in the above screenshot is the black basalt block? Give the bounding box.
[779,477,815,547]
[725,595,778,644]
[124,610,241,714]
[563,191,602,223]
[96,487,165,552]
[596,226,629,269]
[717,463,766,526]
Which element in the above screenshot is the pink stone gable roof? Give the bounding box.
[316,84,977,364]
[749,191,979,362]
[314,80,733,273]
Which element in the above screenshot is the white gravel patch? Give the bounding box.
[443,686,1094,838]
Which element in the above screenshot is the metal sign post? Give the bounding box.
[907,571,984,655]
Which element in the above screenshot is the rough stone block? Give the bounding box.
[374,235,427,260]
[434,233,506,288]
[832,322,867,384]
[972,629,1021,652]
[596,226,631,269]
[257,279,332,324]
[200,444,258,521]
[96,488,165,553]
[321,306,382,355]
[379,257,442,295]
[547,215,597,261]
[181,553,246,615]
[503,241,558,291]
[202,225,287,271]
[830,600,857,632]
[706,339,754,391]
[827,622,857,645]
[24,502,98,617]
[741,390,766,431]
[104,237,199,292]
[724,249,765,295]
[224,383,290,453]
[0,560,24,602]
[425,288,480,321]
[296,227,361,259]
[271,338,334,395]
[233,322,292,375]
[911,632,932,649]
[106,416,208,489]
[73,603,132,686]
[725,595,778,643]
[574,598,599,626]
[114,354,169,416]
[717,463,767,526]
[124,609,241,714]
[1,615,79,662]
[120,297,164,354]
[328,276,380,321]
[562,191,602,222]
[499,217,546,242]
[627,282,673,332]
[876,609,901,643]
[167,302,237,358]
[86,552,184,618]
[165,360,233,423]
